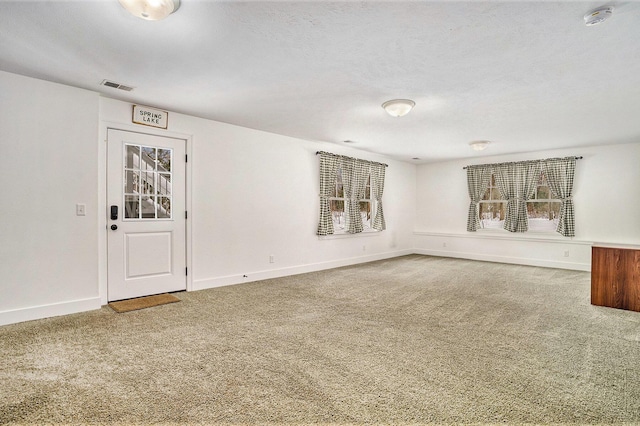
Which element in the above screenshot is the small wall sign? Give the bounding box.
[132,105,168,129]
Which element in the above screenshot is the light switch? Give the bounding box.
[76,203,86,216]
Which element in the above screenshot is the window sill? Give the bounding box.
[318,230,381,240]
[413,230,592,245]
[476,228,563,237]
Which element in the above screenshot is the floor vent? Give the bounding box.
[100,79,134,91]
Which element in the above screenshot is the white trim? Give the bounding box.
[99,121,194,305]
[413,231,592,271]
[0,297,101,327]
[414,231,593,245]
[318,230,381,240]
[413,248,590,271]
[192,249,413,291]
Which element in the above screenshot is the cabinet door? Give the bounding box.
[620,250,640,311]
[591,247,640,312]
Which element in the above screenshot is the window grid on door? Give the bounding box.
[123,144,173,220]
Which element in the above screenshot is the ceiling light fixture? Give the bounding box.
[119,0,180,21]
[382,99,415,117]
[469,140,491,151]
[583,6,613,26]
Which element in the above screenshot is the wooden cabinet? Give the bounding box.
[591,245,640,312]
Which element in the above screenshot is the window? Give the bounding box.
[124,144,172,220]
[328,169,373,232]
[479,171,561,232]
[317,151,386,236]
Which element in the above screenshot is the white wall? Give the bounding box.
[8,68,633,327]
[0,71,414,326]
[100,98,416,294]
[0,71,101,325]
[414,143,640,270]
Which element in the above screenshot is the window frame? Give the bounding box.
[328,168,377,234]
[122,143,173,221]
[478,171,561,233]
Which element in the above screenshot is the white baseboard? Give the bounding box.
[413,248,591,271]
[1,244,589,327]
[0,297,102,327]
[192,249,414,291]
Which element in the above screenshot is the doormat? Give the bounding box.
[108,293,180,313]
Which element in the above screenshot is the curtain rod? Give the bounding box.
[462,156,583,170]
[316,151,388,167]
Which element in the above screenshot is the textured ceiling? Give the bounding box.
[1,0,639,163]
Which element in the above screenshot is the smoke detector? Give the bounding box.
[584,6,613,26]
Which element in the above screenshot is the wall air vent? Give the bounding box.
[100,79,134,91]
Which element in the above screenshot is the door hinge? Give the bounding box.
[185,267,188,276]
[185,154,188,163]
[185,210,188,219]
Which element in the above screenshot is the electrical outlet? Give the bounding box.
[564,250,570,257]
[269,255,275,263]
[443,242,447,248]
[76,203,86,216]
[362,245,366,252]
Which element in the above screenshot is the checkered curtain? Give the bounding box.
[494,161,541,232]
[342,158,369,234]
[542,157,576,237]
[316,153,340,236]
[371,163,386,231]
[466,165,492,232]
[353,161,370,233]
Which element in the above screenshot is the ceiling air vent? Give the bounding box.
[100,79,134,91]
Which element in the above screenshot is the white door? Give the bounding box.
[107,129,186,302]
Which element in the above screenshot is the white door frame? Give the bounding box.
[98,121,193,305]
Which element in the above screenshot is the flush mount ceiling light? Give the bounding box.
[119,0,180,21]
[584,6,613,26]
[469,140,491,151]
[382,99,415,117]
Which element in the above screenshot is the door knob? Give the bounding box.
[110,224,118,231]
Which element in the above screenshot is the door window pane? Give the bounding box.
[141,195,156,219]
[157,197,171,218]
[123,144,173,220]
[141,171,155,194]
[124,170,140,194]
[124,195,140,219]
[142,147,157,166]
[125,145,140,170]
[157,148,171,172]
[158,173,171,196]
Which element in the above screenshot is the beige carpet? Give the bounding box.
[1,255,640,425]
[108,293,180,313]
